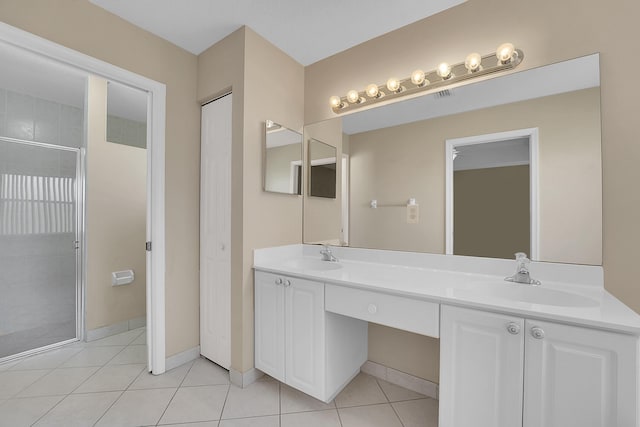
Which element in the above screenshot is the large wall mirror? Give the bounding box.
[264,120,303,195]
[303,54,602,265]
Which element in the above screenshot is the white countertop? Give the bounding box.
[254,245,640,335]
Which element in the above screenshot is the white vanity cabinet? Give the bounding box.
[254,270,367,402]
[440,305,639,427]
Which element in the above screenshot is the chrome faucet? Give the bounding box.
[320,245,339,262]
[505,252,541,286]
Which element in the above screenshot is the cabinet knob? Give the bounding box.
[367,304,378,314]
[275,278,283,285]
[506,322,521,335]
[284,279,291,287]
[531,327,545,339]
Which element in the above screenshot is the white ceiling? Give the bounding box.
[89,0,466,65]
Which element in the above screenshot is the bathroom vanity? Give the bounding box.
[253,244,640,427]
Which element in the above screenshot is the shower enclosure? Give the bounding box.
[0,137,83,360]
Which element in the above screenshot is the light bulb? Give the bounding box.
[366,84,379,98]
[496,43,515,63]
[346,90,360,104]
[329,95,342,109]
[437,62,452,79]
[411,69,426,86]
[465,53,482,72]
[386,77,400,92]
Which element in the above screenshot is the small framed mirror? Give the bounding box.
[264,120,303,195]
[308,138,337,199]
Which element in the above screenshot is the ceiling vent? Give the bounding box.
[435,89,452,98]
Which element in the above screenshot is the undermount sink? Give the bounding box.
[458,282,599,308]
[283,258,343,271]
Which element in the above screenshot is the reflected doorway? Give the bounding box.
[445,128,539,260]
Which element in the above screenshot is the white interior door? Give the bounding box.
[200,93,232,369]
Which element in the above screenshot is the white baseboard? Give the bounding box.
[86,316,146,342]
[230,367,264,388]
[128,317,146,330]
[361,360,438,399]
[165,346,201,371]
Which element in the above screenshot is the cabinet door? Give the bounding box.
[440,305,525,427]
[285,277,325,398]
[254,271,286,382]
[524,320,638,427]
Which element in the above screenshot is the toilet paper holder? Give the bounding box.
[112,270,135,286]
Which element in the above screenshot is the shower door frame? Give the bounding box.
[0,136,85,361]
[0,22,167,374]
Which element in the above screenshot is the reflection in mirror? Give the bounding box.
[106,81,147,149]
[304,54,602,265]
[308,138,337,199]
[264,120,303,195]
[446,132,535,260]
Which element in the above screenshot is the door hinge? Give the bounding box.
[74,240,80,250]
[146,241,152,252]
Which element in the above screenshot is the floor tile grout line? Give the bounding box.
[216,376,233,423]
[175,356,198,389]
[153,357,198,426]
[153,383,181,425]
[388,400,407,427]
[335,404,345,427]
[1,369,52,400]
[375,377,392,403]
[91,389,127,427]
[151,387,180,426]
[27,393,65,426]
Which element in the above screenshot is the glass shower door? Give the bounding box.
[0,137,80,360]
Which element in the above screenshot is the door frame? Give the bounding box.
[445,127,539,261]
[0,23,167,374]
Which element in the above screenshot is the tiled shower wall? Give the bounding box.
[0,88,84,148]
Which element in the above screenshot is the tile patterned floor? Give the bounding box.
[0,328,438,426]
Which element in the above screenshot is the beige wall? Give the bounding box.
[0,0,201,357]
[198,27,305,373]
[349,88,601,265]
[86,76,146,330]
[305,0,637,382]
[454,165,530,259]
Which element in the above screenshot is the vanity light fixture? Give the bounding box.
[329,42,523,114]
[436,62,453,79]
[386,77,402,93]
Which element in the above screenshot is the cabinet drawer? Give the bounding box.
[325,284,439,338]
